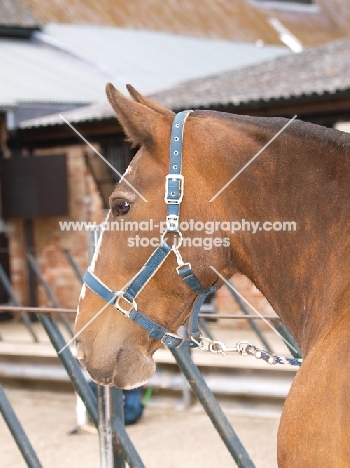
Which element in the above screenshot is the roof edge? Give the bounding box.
[0,25,41,39]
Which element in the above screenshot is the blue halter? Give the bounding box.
[83,110,217,349]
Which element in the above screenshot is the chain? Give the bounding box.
[190,335,303,367]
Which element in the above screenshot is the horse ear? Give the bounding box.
[106,83,170,148]
[126,84,174,118]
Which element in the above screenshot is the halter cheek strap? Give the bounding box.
[83,110,217,349]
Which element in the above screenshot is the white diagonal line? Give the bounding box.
[59,114,148,202]
[58,244,157,354]
[210,266,299,354]
[58,291,119,354]
[209,115,297,202]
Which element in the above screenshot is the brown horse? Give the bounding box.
[75,83,350,467]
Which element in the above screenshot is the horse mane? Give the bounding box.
[193,110,350,155]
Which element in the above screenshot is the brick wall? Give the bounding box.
[7,144,105,308]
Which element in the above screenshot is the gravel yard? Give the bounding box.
[1,388,280,468]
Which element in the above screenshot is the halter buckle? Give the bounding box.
[161,332,182,348]
[164,174,184,204]
[176,262,192,274]
[166,214,179,232]
[114,293,137,317]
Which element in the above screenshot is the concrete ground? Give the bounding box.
[1,388,280,468]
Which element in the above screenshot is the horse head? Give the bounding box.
[75,84,238,389]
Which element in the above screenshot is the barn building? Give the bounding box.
[1,0,350,319]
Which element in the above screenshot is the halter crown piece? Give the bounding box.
[83,110,217,349]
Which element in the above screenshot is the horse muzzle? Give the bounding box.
[76,339,155,389]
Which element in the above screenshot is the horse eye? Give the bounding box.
[111,200,131,216]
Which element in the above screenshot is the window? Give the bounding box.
[100,140,134,185]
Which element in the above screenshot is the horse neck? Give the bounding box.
[220,118,350,356]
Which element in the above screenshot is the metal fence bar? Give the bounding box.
[0,305,281,320]
[0,267,99,454]
[172,346,256,468]
[88,227,120,467]
[37,313,98,427]
[0,305,77,315]
[0,384,43,468]
[227,286,273,352]
[273,322,302,358]
[0,263,39,343]
[98,386,116,468]
[198,317,214,340]
[112,419,145,468]
[96,365,139,468]
[63,249,84,283]
[26,252,74,338]
[110,388,126,468]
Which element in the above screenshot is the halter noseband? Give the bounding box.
[83,110,217,349]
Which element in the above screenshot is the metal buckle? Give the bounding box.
[161,332,182,348]
[114,293,137,317]
[176,262,192,274]
[166,214,179,232]
[164,174,184,204]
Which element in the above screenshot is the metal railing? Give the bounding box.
[1,299,288,468]
[0,264,144,468]
[0,240,301,468]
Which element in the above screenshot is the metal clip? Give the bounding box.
[190,336,239,355]
[172,244,191,272]
[208,340,238,356]
[190,335,213,352]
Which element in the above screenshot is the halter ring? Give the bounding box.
[161,230,183,248]
[114,292,137,317]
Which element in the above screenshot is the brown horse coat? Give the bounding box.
[76,84,350,466]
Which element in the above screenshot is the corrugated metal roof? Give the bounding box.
[9,24,287,125]
[20,102,114,127]
[149,36,350,110]
[43,24,288,94]
[0,38,106,107]
[20,36,350,129]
